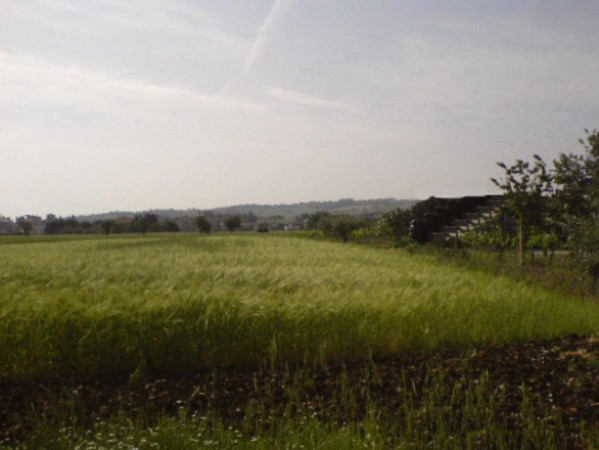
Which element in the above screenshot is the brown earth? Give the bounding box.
[1,334,598,447]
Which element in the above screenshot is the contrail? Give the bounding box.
[243,0,294,74]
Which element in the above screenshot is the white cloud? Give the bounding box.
[344,11,599,131]
[243,0,295,74]
[266,87,358,111]
[0,52,262,125]
[2,0,250,94]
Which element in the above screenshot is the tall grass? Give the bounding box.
[1,233,598,380]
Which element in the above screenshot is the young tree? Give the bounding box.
[491,155,553,265]
[223,215,241,233]
[195,215,212,233]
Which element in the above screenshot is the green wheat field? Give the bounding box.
[2,233,599,448]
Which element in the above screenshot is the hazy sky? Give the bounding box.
[1,1,598,218]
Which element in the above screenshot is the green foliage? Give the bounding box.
[307,212,368,243]
[461,229,515,253]
[349,226,375,244]
[45,217,98,235]
[16,218,33,236]
[256,222,269,233]
[195,215,212,234]
[526,230,560,259]
[379,208,411,240]
[306,211,334,234]
[100,220,114,236]
[487,130,599,275]
[306,229,325,240]
[130,214,150,235]
[553,129,599,217]
[163,220,180,232]
[224,215,241,233]
[125,214,179,235]
[553,130,599,278]
[565,221,599,289]
[491,155,553,263]
[491,155,553,220]
[331,215,361,243]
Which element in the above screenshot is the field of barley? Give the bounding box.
[2,233,598,382]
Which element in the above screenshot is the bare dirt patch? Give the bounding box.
[2,334,598,447]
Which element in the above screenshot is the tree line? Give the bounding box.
[376,130,599,287]
[487,130,599,272]
[13,129,599,273]
[44,214,181,236]
[306,130,599,277]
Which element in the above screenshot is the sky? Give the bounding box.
[1,0,598,218]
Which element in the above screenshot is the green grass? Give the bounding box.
[2,233,599,448]
[1,233,598,381]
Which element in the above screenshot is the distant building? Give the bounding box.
[16,215,45,235]
[0,218,17,235]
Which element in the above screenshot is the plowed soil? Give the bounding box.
[1,334,598,447]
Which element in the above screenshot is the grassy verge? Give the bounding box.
[426,245,597,299]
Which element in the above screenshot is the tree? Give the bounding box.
[306,212,363,243]
[80,221,94,233]
[224,215,241,233]
[17,218,33,236]
[130,213,160,235]
[45,219,64,235]
[552,130,599,283]
[491,155,553,265]
[306,211,334,234]
[195,215,212,234]
[380,208,412,241]
[44,217,78,234]
[256,222,270,233]
[332,215,361,243]
[131,215,149,235]
[164,221,180,232]
[100,219,115,235]
[553,130,599,219]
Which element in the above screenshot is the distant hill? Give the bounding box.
[76,198,417,222]
[205,198,417,220]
